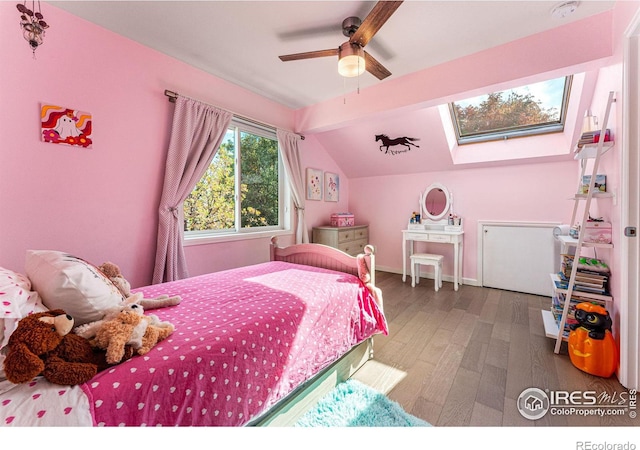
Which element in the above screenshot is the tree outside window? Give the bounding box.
[184,121,281,235]
[450,76,572,144]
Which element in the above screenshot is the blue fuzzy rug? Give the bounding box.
[294,379,431,427]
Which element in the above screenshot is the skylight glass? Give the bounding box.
[449,76,572,144]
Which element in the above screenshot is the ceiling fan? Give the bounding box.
[278,1,403,80]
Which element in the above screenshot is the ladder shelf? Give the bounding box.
[545,91,616,354]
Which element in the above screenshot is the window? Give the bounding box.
[183,118,285,238]
[449,76,572,144]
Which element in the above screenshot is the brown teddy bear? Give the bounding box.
[90,308,174,365]
[3,310,100,385]
[97,262,181,310]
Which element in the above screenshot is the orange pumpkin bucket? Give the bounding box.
[568,302,618,378]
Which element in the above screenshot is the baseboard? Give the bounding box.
[376,266,480,287]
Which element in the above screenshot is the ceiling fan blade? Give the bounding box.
[277,24,341,41]
[350,1,403,47]
[279,48,338,62]
[364,51,391,80]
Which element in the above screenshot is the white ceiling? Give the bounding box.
[49,0,615,110]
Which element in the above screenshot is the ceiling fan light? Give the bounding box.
[338,42,365,77]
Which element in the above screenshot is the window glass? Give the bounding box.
[184,120,282,236]
[449,76,572,144]
[239,131,279,228]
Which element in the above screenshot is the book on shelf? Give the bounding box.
[555,272,609,295]
[576,129,611,148]
[561,254,611,276]
[580,174,607,194]
[552,291,605,307]
[551,293,606,333]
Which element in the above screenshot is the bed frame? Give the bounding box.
[246,237,380,426]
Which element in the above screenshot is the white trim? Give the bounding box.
[375,265,480,287]
[619,9,640,390]
[420,182,451,221]
[184,229,292,246]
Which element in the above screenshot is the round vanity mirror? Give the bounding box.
[421,183,451,221]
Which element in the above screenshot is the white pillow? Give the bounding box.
[0,267,47,380]
[25,250,125,326]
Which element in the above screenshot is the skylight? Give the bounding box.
[449,76,573,145]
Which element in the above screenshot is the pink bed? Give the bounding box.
[0,240,386,427]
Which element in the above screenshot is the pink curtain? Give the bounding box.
[152,96,232,284]
[277,129,308,244]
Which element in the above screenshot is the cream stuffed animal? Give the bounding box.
[139,314,175,356]
[98,262,182,310]
[90,308,148,364]
[88,307,174,364]
[74,299,144,340]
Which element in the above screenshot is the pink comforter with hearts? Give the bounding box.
[79,261,387,426]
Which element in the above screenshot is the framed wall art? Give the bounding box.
[324,172,339,202]
[306,168,323,201]
[41,104,93,148]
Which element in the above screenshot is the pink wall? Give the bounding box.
[349,161,577,281]
[0,4,308,287]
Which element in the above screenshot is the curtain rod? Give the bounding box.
[164,90,304,140]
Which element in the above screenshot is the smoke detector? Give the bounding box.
[551,1,579,19]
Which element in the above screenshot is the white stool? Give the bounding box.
[410,253,444,291]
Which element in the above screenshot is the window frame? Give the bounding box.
[183,117,290,244]
[448,75,573,145]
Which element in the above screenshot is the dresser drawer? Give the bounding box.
[428,233,454,243]
[405,232,428,241]
[404,231,455,243]
[353,227,368,240]
[338,229,358,243]
[338,238,368,256]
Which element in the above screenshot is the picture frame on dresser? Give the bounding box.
[324,172,339,202]
[306,168,323,201]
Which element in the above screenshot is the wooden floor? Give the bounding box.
[351,271,638,426]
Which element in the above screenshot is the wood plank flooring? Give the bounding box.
[352,271,638,426]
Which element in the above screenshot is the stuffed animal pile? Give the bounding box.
[76,299,175,365]
[3,262,179,385]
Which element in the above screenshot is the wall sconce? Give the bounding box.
[338,42,365,78]
[16,1,49,56]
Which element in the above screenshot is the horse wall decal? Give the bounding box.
[375,134,420,154]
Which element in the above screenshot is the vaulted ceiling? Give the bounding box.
[50,1,617,176]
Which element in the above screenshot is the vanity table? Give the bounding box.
[402,182,464,290]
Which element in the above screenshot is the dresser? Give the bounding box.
[312,225,369,256]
